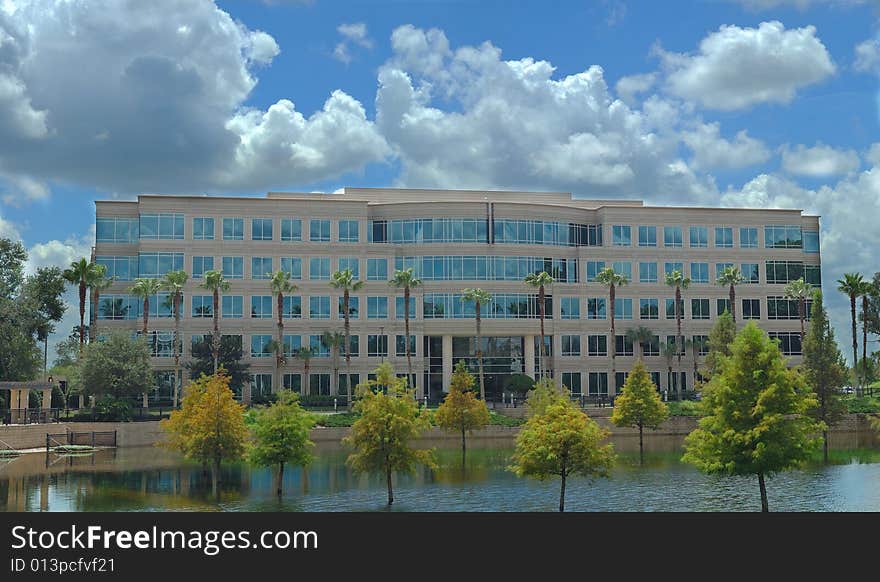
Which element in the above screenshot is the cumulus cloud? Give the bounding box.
[854,38,880,73]
[657,21,835,111]
[333,22,372,64]
[615,72,657,105]
[376,25,716,204]
[781,142,860,177]
[681,122,772,170]
[0,1,385,199]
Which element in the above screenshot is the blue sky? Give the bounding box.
[0,0,877,358]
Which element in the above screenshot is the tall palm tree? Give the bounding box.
[462,288,493,401]
[660,339,677,398]
[664,269,691,400]
[685,336,707,388]
[162,269,188,407]
[389,268,421,396]
[858,280,876,391]
[322,331,345,397]
[783,278,812,345]
[329,268,364,403]
[201,270,230,374]
[625,326,655,359]
[524,271,555,379]
[269,270,298,395]
[88,265,114,343]
[837,272,864,391]
[129,277,163,407]
[716,265,744,323]
[295,346,315,395]
[596,267,628,387]
[62,258,100,355]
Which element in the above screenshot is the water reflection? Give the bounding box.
[2,432,879,512]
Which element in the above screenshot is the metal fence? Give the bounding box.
[46,430,117,451]
[2,408,61,425]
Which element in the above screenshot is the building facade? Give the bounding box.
[93,188,821,402]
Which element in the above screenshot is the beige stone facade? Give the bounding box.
[94,188,821,401]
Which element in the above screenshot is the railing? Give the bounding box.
[58,407,173,422]
[46,430,117,451]
[2,408,61,425]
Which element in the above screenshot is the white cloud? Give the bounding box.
[657,21,835,110]
[333,22,372,64]
[682,122,772,170]
[854,38,880,73]
[615,72,656,105]
[865,142,880,166]
[0,209,20,239]
[781,142,860,177]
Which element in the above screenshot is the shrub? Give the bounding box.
[93,395,133,421]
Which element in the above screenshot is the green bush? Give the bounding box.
[315,412,360,427]
[666,400,702,417]
[844,396,880,414]
[488,412,524,427]
[92,395,133,421]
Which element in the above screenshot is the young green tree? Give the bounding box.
[22,266,68,377]
[525,376,568,417]
[802,291,848,463]
[343,362,436,505]
[435,361,490,462]
[702,309,736,379]
[683,323,823,512]
[611,360,669,464]
[73,331,154,406]
[161,372,248,496]
[510,398,615,512]
[248,390,316,497]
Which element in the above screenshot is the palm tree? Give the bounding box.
[129,277,163,408]
[62,258,100,355]
[837,273,865,392]
[858,280,876,392]
[88,265,114,343]
[389,268,421,396]
[783,278,813,345]
[295,346,315,395]
[626,326,655,359]
[716,265,744,323]
[596,267,628,386]
[665,269,691,399]
[461,288,493,401]
[329,269,364,404]
[269,270,298,395]
[201,270,230,374]
[660,339,677,398]
[322,331,345,397]
[162,270,188,408]
[524,271,555,379]
[685,336,707,388]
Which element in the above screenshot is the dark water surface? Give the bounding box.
[2,432,879,512]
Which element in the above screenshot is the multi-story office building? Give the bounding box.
[94,188,821,402]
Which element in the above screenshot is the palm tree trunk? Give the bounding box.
[799,297,806,346]
[276,292,284,395]
[862,296,868,392]
[78,282,86,354]
[89,288,98,344]
[142,298,150,408]
[676,286,683,400]
[729,283,736,323]
[212,290,220,374]
[404,286,414,397]
[850,295,858,393]
[344,290,352,409]
[173,293,181,408]
[304,361,310,396]
[610,284,616,389]
[476,301,485,401]
[538,286,546,378]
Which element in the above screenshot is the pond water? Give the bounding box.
[2,432,880,512]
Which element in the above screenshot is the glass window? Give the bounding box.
[139,213,184,240]
[615,335,634,357]
[251,335,273,358]
[638,225,657,247]
[367,258,388,281]
[716,298,731,317]
[367,296,388,319]
[280,257,302,279]
[309,296,330,319]
[764,225,803,249]
[805,265,821,287]
[192,256,213,279]
[251,295,272,319]
[282,296,302,319]
[640,298,659,320]
[765,261,804,285]
[689,226,708,248]
[639,262,657,284]
[395,335,416,357]
[339,296,360,319]
[95,256,138,281]
[740,227,758,248]
[193,217,214,240]
[282,335,302,357]
[588,372,608,397]
[614,298,633,320]
[612,261,632,281]
[587,298,606,320]
[97,294,138,320]
[666,298,684,320]
[221,295,243,318]
[690,262,709,284]
[96,217,138,243]
[742,298,761,320]
[714,227,733,248]
[395,296,416,320]
[191,296,213,318]
[309,335,330,357]
[804,231,819,254]
[742,263,760,284]
[281,218,302,242]
[338,257,359,279]
[339,220,359,243]
[138,253,183,278]
[560,297,580,319]
[663,226,683,248]
[310,219,331,242]
[562,335,581,356]
[252,218,273,241]
[309,257,331,280]
[612,225,632,246]
[586,261,605,282]
[310,374,331,396]
[221,256,243,279]
[587,335,607,356]
[222,218,244,241]
[283,373,302,393]
[562,372,582,396]
[251,257,273,280]
[769,332,802,355]
[664,262,684,277]
[642,336,660,357]
[367,334,388,357]
[691,298,710,320]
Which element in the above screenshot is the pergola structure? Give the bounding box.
[0,380,54,423]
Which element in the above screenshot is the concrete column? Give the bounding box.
[8,388,23,409]
[524,335,535,380]
[41,389,52,410]
[441,334,453,393]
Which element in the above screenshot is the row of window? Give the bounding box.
[98,215,819,254]
[394,256,578,282]
[97,293,811,322]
